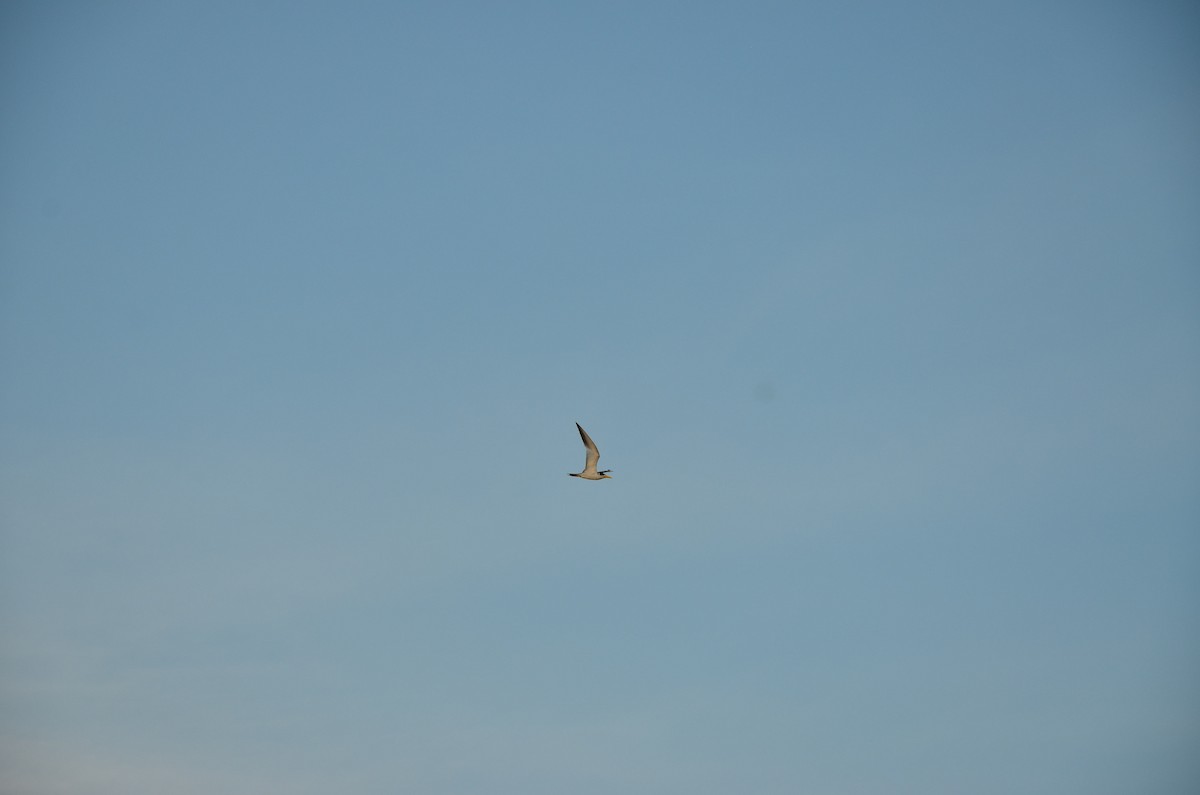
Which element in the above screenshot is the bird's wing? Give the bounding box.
[576,423,600,473]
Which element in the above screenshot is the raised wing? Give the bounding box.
[576,422,600,474]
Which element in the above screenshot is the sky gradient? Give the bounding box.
[2,2,1198,793]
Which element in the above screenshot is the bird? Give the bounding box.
[569,422,613,480]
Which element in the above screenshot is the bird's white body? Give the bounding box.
[570,423,612,480]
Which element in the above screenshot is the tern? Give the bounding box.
[569,423,613,480]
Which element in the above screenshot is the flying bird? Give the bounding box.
[569,423,613,480]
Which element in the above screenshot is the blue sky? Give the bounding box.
[1,2,1198,793]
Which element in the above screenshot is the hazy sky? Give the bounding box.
[2,2,1198,793]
